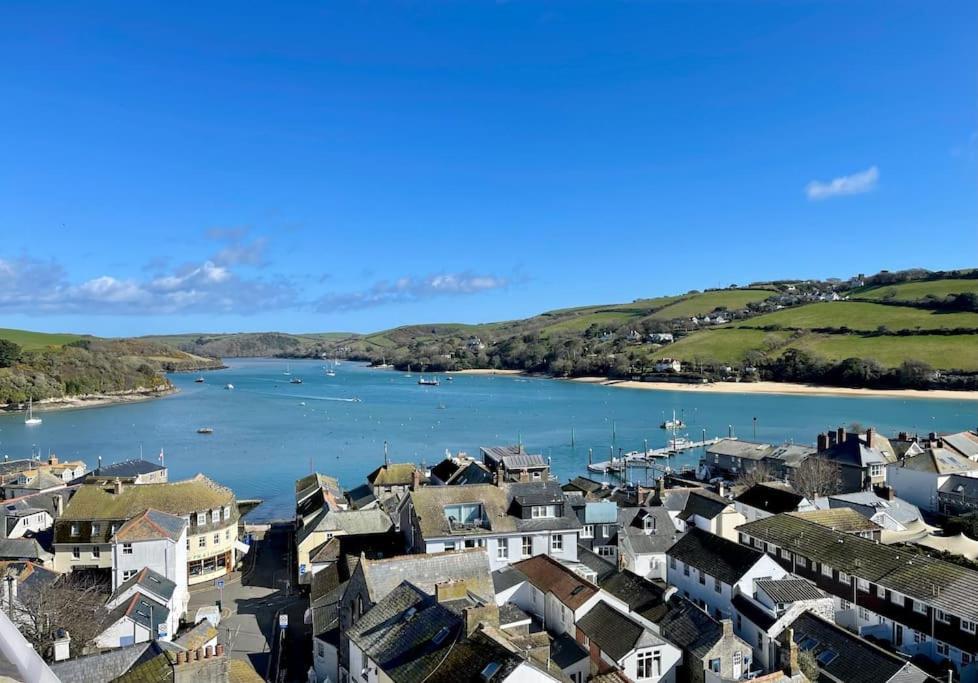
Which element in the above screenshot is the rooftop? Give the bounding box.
[103,592,170,635]
[297,507,393,546]
[577,600,663,662]
[706,439,773,460]
[734,483,806,514]
[113,508,187,543]
[788,508,882,534]
[511,554,598,609]
[737,513,978,621]
[90,459,166,479]
[361,548,494,603]
[600,570,669,622]
[367,462,419,487]
[677,489,731,522]
[892,447,978,475]
[656,595,726,660]
[755,576,827,603]
[60,474,236,521]
[109,567,177,604]
[667,527,766,585]
[500,453,547,470]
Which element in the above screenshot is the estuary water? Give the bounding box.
[1,358,975,521]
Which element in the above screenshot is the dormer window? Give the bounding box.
[531,505,557,519]
[70,523,79,537]
[197,512,206,526]
[643,516,656,533]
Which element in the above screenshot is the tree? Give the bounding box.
[790,456,841,500]
[11,571,108,660]
[0,339,20,368]
[735,462,775,490]
[797,650,819,682]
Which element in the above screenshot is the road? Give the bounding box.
[188,524,310,682]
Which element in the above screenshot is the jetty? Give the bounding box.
[586,436,729,474]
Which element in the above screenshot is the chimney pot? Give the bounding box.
[837,426,846,445]
[205,645,212,659]
[216,644,225,657]
[196,647,204,661]
[817,433,828,453]
[866,427,874,445]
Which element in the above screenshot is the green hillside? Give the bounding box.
[647,289,775,320]
[0,328,87,350]
[856,278,978,303]
[739,301,978,331]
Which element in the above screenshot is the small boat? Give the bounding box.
[224,384,234,390]
[284,363,292,376]
[24,398,42,426]
[418,376,439,386]
[194,376,205,383]
[196,427,214,434]
[667,437,692,451]
[290,377,303,384]
[445,376,454,382]
[660,410,685,430]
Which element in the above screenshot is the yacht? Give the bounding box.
[194,376,205,383]
[24,398,42,426]
[418,376,440,386]
[290,376,303,384]
[224,383,234,390]
[196,427,214,434]
[659,410,685,430]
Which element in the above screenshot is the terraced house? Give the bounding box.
[737,513,978,680]
[53,473,242,585]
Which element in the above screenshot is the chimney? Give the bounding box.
[204,646,213,659]
[720,619,733,638]
[827,431,837,447]
[898,431,908,442]
[411,468,422,491]
[48,455,58,466]
[929,432,938,443]
[778,627,800,677]
[215,644,225,657]
[52,630,71,662]
[866,427,874,446]
[53,494,63,517]
[113,478,124,495]
[816,433,828,453]
[837,426,846,445]
[435,580,469,603]
[196,648,204,661]
[718,482,726,498]
[462,603,500,636]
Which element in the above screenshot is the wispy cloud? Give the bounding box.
[206,227,269,267]
[316,271,512,312]
[805,165,879,200]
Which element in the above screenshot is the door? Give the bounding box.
[733,650,742,678]
[895,624,904,647]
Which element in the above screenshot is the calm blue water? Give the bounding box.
[1,359,975,520]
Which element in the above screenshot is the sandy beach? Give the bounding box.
[451,369,528,376]
[1,387,177,414]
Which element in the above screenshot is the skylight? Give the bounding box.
[432,626,451,645]
[816,650,838,665]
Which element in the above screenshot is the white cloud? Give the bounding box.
[805,166,879,200]
[316,271,512,311]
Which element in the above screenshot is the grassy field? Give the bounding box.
[785,333,978,371]
[649,329,793,364]
[740,301,978,331]
[857,278,978,303]
[647,289,776,320]
[544,295,683,316]
[0,328,87,350]
[540,310,647,335]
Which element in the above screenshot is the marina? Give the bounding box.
[586,436,728,474]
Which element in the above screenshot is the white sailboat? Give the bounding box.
[24,398,42,425]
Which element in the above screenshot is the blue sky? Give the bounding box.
[1,1,974,337]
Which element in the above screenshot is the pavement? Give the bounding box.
[188,523,311,682]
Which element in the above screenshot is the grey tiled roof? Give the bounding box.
[657,595,724,660]
[755,577,826,603]
[296,507,392,546]
[362,549,493,602]
[498,602,531,627]
[678,489,730,522]
[346,483,377,509]
[550,632,589,669]
[91,459,166,478]
[501,454,547,470]
[492,565,530,593]
[600,570,668,622]
[0,538,51,562]
[732,593,776,630]
[892,448,978,475]
[48,641,174,683]
[667,528,765,585]
[101,592,170,635]
[109,567,177,604]
[824,491,921,525]
[577,601,664,662]
[706,439,773,460]
[734,484,806,514]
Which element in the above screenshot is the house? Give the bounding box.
[0,456,86,490]
[480,445,552,483]
[786,509,882,541]
[104,567,182,642]
[3,469,67,499]
[345,483,378,510]
[730,576,834,670]
[0,560,59,629]
[53,474,242,585]
[295,473,345,528]
[599,570,671,623]
[576,600,682,683]
[939,431,978,460]
[704,440,773,479]
[336,549,494,680]
[676,489,745,542]
[654,359,682,373]
[493,554,628,638]
[761,445,817,480]
[0,537,53,565]
[779,611,934,683]
[938,474,978,517]
[296,507,393,584]
[666,528,787,621]
[305,532,403,589]
[428,455,494,486]
[654,595,755,683]
[733,484,813,523]
[617,506,683,581]
[402,481,581,570]
[736,512,978,674]
[1,499,53,539]
[563,476,610,499]
[649,333,674,344]
[575,501,620,557]
[887,447,978,513]
[815,427,891,492]
[109,509,188,620]
[812,489,923,532]
[366,462,423,499]
[94,592,171,648]
[86,458,167,485]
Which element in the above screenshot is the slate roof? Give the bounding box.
[492,565,530,593]
[445,461,494,485]
[678,489,731,522]
[429,458,461,483]
[939,474,978,499]
[892,448,978,475]
[309,532,403,566]
[59,474,235,521]
[600,570,668,622]
[789,611,933,683]
[113,508,187,543]
[656,595,725,660]
[347,581,461,682]
[667,527,766,585]
[480,445,525,467]
[821,491,922,526]
[618,507,682,555]
[109,567,177,604]
[735,484,806,514]
[296,507,392,546]
[500,453,547,470]
[16,470,64,491]
[576,545,617,582]
[0,560,58,601]
[508,480,564,507]
[756,577,827,603]
[345,482,377,509]
[789,508,881,534]
[563,477,606,495]
[48,641,175,683]
[0,537,52,562]
[821,438,887,469]
[102,592,170,636]
[550,632,589,669]
[312,580,348,637]
[511,554,598,609]
[737,513,978,621]
[706,439,773,460]
[731,593,776,630]
[422,627,529,683]
[498,602,531,627]
[763,444,817,469]
[91,459,166,479]
[367,463,418,487]
[577,601,664,661]
[361,548,494,602]
[940,431,978,459]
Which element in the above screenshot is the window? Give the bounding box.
[212,509,221,524]
[797,557,807,569]
[598,546,616,557]
[197,512,206,526]
[92,546,100,559]
[838,571,850,585]
[857,578,870,592]
[709,658,721,673]
[223,505,231,520]
[891,592,905,606]
[183,515,191,528]
[199,536,207,548]
[670,557,676,570]
[963,653,972,666]
[72,547,80,559]
[962,620,976,634]
[870,464,883,477]
[937,641,950,657]
[841,599,851,610]
[317,642,325,658]
[70,523,79,537]
[636,650,660,679]
[123,569,136,581]
[699,571,706,585]
[683,564,690,577]
[715,577,722,593]
[876,584,885,598]
[213,533,220,545]
[122,543,133,555]
[937,609,951,624]
[551,534,563,552]
[582,525,594,538]
[91,523,100,536]
[110,523,117,535]
[532,471,541,480]
[497,541,508,560]
[226,530,231,539]
[531,505,557,519]
[644,516,656,533]
[821,564,833,578]
[522,536,532,557]
[444,542,456,551]
[913,631,923,645]
[913,600,927,615]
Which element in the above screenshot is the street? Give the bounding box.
[188,524,311,682]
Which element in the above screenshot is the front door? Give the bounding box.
[733,650,742,678]
[895,624,904,646]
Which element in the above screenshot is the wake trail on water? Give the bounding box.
[250,391,361,403]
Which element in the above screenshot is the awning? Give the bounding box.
[234,540,251,555]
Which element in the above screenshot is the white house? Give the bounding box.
[2,500,53,539]
[576,600,682,683]
[666,528,787,621]
[103,567,182,643]
[654,359,682,373]
[887,447,978,513]
[110,509,189,622]
[94,592,171,648]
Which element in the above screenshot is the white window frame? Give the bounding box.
[581,525,593,538]
[497,541,508,560]
[522,536,532,557]
[962,619,976,634]
[92,546,100,559]
[196,512,206,526]
[857,578,870,592]
[122,542,133,555]
[199,536,207,548]
[821,564,833,578]
[551,534,563,552]
[937,609,951,624]
[891,592,904,606]
[913,601,927,615]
